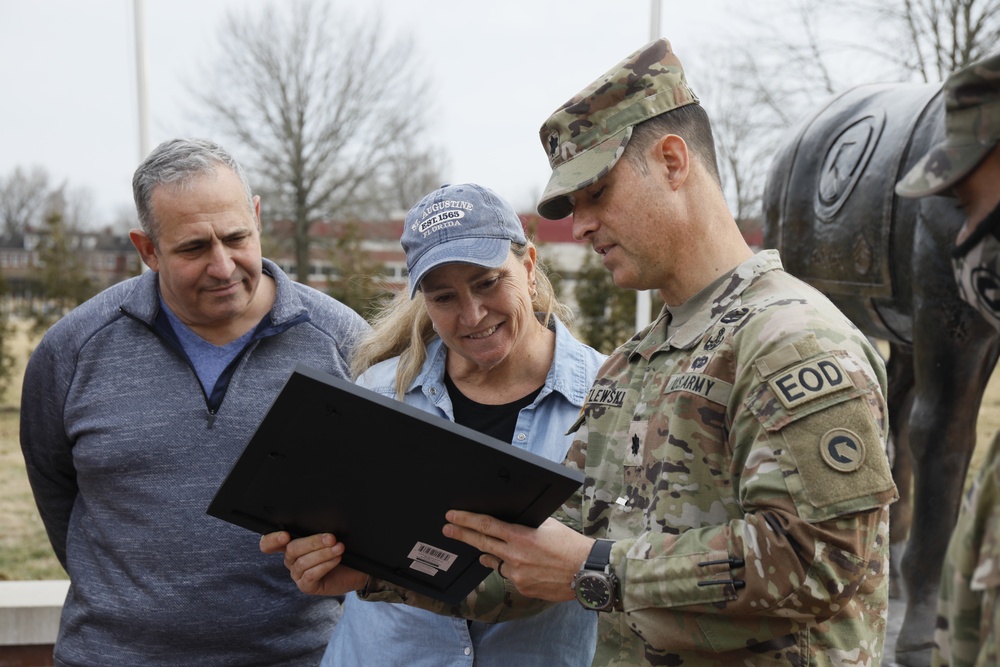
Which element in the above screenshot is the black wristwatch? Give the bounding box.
[571,539,618,612]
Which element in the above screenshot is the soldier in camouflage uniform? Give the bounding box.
[270,39,900,666]
[896,51,1000,667]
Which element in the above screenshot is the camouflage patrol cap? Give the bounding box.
[536,38,699,220]
[896,51,1000,198]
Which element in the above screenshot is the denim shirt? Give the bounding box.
[323,317,605,667]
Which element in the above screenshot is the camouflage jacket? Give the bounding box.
[932,432,1000,667]
[363,251,899,666]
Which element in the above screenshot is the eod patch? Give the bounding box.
[768,354,850,410]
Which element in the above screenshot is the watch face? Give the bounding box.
[575,572,613,610]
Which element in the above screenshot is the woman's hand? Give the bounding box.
[260,531,369,596]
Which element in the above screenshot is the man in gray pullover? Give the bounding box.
[20,138,370,666]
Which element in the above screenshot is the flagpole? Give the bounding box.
[134,0,151,162]
[133,0,152,271]
[635,0,661,331]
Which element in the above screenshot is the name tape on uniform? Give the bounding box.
[664,373,733,405]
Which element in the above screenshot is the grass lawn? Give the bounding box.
[0,408,65,580]
[1,318,66,581]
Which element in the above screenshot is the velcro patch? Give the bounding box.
[587,386,627,407]
[819,428,866,472]
[768,355,851,410]
[774,399,896,515]
[664,373,732,405]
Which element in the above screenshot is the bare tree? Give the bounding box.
[852,0,1000,80]
[0,166,51,236]
[192,0,440,281]
[698,0,999,222]
[679,0,853,221]
[43,184,94,232]
[368,136,450,218]
[110,203,140,237]
[694,53,794,223]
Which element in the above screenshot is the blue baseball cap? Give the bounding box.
[402,183,527,298]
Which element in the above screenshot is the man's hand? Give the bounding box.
[442,513,594,602]
[260,532,368,597]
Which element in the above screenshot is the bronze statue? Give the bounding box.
[763,82,1000,667]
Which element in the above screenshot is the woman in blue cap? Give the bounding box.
[268,183,603,666]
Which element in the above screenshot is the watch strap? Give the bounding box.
[584,539,614,571]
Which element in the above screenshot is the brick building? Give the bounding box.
[2,213,761,310]
[267,213,589,300]
[0,227,141,302]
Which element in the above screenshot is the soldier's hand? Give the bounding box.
[443,514,591,602]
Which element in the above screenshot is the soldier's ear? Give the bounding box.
[655,134,690,190]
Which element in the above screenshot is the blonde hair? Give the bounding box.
[350,242,572,399]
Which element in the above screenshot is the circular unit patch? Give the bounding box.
[819,428,866,472]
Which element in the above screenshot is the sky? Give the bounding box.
[0,0,742,224]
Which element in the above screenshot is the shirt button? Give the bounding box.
[464,647,472,656]
[429,387,437,395]
[516,433,526,441]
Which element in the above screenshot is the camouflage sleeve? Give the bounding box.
[933,433,1000,667]
[610,336,898,653]
[551,412,587,532]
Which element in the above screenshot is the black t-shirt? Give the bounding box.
[443,374,543,444]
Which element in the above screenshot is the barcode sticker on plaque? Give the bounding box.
[407,541,458,575]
